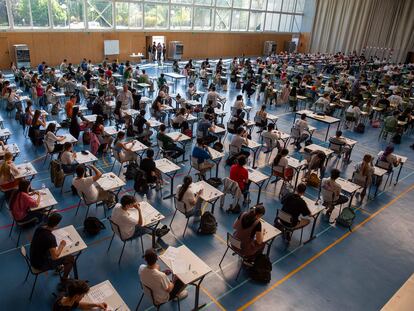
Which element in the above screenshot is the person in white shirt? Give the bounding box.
[139,249,188,306]
[233,95,245,111]
[388,92,403,109]
[293,113,310,149]
[321,168,349,217]
[44,122,65,153]
[261,123,281,151]
[176,176,203,216]
[313,93,330,112]
[206,86,223,108]
[230,127,250,158]
[116,84,133,110]
[72,165,114,205]
[60,59,68,73]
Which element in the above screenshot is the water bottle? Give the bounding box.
[41,183,46,190]
[143,194,147,202]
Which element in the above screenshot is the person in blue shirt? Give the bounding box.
[197,113,218,145]
[192,138,214,179]
[38,61,46,75]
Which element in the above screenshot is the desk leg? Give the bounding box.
[325,124,331,141]
[163,172,177,200]
[252,149,258,169]
[73,252,82,279]
[266,238,275,257]
[192,277,206,311]
[215,159,221,178]
[394,163,404,185]
[294,168,301,189]
[304,212,321,244]
[348,191,356,208]
[256,182,264,205]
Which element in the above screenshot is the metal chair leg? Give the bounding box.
[29,275,38,300]
[219,246,229,267]
[107,233,115,252]
[183,218,190,237]
[24,268,30,282]
[135,293,144,311]
[169,210,177,227]
[9,220,15,237]
[140,236,144,254]
[75,199,82,215]
[235,263,243,280]
[16,228,22,247]
[119,242,127,264]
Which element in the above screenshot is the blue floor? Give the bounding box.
[1,63,414,310]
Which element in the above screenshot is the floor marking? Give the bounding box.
[200,286,227,311]
[236,184,414,310]
[214,233,227,245]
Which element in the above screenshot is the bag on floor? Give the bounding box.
[354,123,365,133]
[227,203,241,214]
[84,217,105,235]
[371,119,380,128]
[125,162,140,180]
[392,134,401,144]
[50,160,64,188]
[133,170,149,195]
[336,207,356,230]
[308,173,320,188]
[249,254,272,283]
[206,177,222,188]
[198,211,217,234]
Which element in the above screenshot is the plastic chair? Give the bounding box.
[274,209,308,245]
[219,232,249,280]
[136,282,181,311]
[170,196,197,237]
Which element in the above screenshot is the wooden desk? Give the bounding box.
[159,245,211,311]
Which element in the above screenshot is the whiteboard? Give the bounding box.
[104,40,120,55]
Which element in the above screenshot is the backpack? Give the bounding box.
[198,211,217,234]
[249,254,272,283]
[133,170,149,195]
[125,162,140,180]
[213,142,224,152]
[206,177,222,188]
[354,123,365,133]
[392,134,401,144]
[279,182,294,201]
[371,119,381,128]
[227,203,241,214]
[308,173,320,188]
[84,217,105,235]
[50,160,64,187]
[335,207,356,230]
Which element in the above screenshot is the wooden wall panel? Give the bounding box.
[0,31,307,69]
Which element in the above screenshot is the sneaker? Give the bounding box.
[155,226,170,238]
[175,290,188,301]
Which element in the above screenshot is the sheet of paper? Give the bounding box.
[88,283,114,303]
[53,229,73,247]
[162,247,178,262]
[171,258,189,274]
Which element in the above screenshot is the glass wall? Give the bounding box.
[1,0,306,32]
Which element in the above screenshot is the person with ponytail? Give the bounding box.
[272,148,293,181]
[233,205,266,260]
[113,131,137,162]
[176,176,203,216]
[353,154,375,201]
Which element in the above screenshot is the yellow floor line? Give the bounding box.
[200,286,227,311]
[237,184,414,310]
[214,233,227,245]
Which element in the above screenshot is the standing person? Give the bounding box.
[278,81,291,105]
[156,43,162,63]
[139,249,188,306]
[289,83,298,112]
[30,213,75,284]
[116,84,133,110]
[232,205,266,261]
[293,113,310,149]
[148,44,152,62]
[44,123,65,153]
[353,154,375,202]
[152,42,157,63]
[162,43,167,62]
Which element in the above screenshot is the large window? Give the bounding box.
[0,0,9,27]
[2,0,305,31]
[116,2,143,29]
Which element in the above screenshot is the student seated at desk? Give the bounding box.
[254,105,268,132]
[111,195,163,246]
[65,95,77,119]
[242,78,256,100]
[187,82,200,101]
[72,165,115,206]
[383,110,400,134]
[233,95,245,111]
[177,176,203,216]
[0,152,20,191]
[313,93,330,112]
[293,113,310,149]
[157,73,167,89]
[60,142,77,174]
[229,109,246,131]
[230,156,250,203]
[139,248,188,305]
[262,123,281,151]
[230,128,251,159]
[92,115,113,153]
[53,279,107,311]
[233,205,265,261]
[344,102,361,129]
[329,130,351,163]
[140,149,162,189]
[113,131,137,163]
[45,123,65,153]
[303,150,326,182]
[9,179,45,224]
[192,138,214,179]
[206,86,223,108]
[157,124,185,159]
[151,95,167,123]
[378,145,401,171]
[353,154,375,202]
[272,148,293,180]
[172,60,180,73]
[134,110,153,145]
[321,169,349,217]
[275,183,310,241]
[172,108,188,129]
[197,113,218,145]
[30,213,74,283]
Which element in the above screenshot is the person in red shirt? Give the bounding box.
[65,94,77,118]
[229,156,251,203]
[10,179,44,223]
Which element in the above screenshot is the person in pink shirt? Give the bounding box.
[10,179,44,223]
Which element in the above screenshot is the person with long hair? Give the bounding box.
[0,152,20,190]
[176,176,203,216]
[44,122,65,153]
[272,148,293,181]
[92,115,112,151]
[353,154,375,201]
[9,179,44,224]
[151,95,167,122]
[233,205,266,260]
[31,109,46,129]
[378,144,401,170]
[113,131,137,162]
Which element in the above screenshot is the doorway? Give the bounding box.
[145,36,166,62]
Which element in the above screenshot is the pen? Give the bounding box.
[189,264,191,271]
